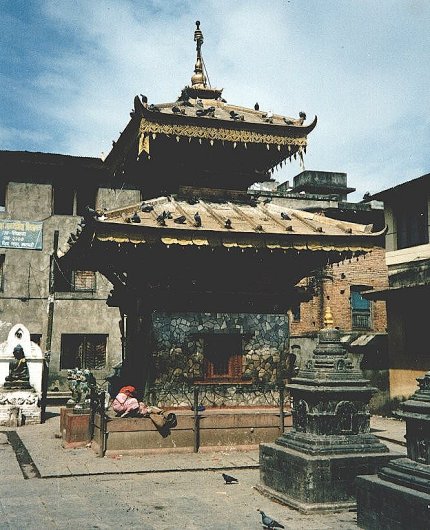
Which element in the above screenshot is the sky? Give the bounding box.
[1,0,429,200]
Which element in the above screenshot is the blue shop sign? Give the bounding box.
[0,220,43,250]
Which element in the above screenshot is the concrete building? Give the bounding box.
[366,173,430,400]
[0,151,142,390]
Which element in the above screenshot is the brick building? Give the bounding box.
[365,173,430,400]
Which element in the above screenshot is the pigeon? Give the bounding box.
[222,473,238,484]
[194,212,202,227]
[163,210,173,219]
[229,110,243,121]
[174,215,186,224]
[148,104,161,112]
[281,212,291,221]
[254,102,260,111]
[141,203,154,213]
[224,218,232,229]
[156,214,166,226]
[257,509,284,529]
[172,105,185,114]
[130,212,141,223]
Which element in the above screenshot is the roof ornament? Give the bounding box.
[180,21,222,101]
[191,21,207,88]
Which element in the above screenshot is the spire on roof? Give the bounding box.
[180,21,222,101]
[191,21,207,88]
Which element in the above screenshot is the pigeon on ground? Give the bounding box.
[257,509,284,529]
[281,212,291,220]
[254,102,260,111]
[141,204,154,213]
[130,212,141,223]
[222,473,238,484]
[224,218,232,229]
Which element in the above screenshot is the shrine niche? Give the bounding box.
[0,323,46,426]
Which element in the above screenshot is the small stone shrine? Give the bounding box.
[356,370,430,529]
[257,308,396,513]
[0,324,45,426]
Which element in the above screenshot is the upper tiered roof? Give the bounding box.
[104,22,317,196]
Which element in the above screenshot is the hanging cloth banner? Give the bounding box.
[138,133,150,157]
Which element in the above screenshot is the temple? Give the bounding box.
[59,22,384,412]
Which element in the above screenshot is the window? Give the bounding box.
[351,286,372,330]
[291,302,301,322]
[53,184,97,216]
[72,270,96,292]
[0,255,4,292]
[60,334,107,370]
[395,197,429,249]
[54,262,96,293]
[0,180,7,211]
[203,334,242,382]
[53,184,74,215]
[30,334,42,346]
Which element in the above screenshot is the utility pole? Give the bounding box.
[45,230,59,353]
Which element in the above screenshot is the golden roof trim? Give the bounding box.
[139,117,308,147]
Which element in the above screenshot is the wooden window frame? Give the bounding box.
[202,333,243,383]
[60,333,107,370]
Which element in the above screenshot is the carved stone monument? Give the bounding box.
[356,370,430,529]
[257,308,398,513]
[0,324,45,426]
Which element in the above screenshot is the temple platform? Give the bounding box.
[92,407,291,456]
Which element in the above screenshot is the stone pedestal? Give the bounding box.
[0,388,40,426]
[258,310,398,513]
[62,412,91,449]
[357,370,430,529]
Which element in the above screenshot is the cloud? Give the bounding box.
[1,0,430,198]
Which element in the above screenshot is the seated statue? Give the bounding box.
[5,345,30,383]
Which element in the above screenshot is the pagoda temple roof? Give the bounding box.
[60,196,385,259]
[104,22,317,176]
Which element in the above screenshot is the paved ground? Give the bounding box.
[0,409,407,529]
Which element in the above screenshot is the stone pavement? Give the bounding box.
[0,410,407,529]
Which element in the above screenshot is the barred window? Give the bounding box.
[60,334,107,370]
[203,334,242,382]
[351,286,372,330]
[72,270,96,292]
[54,263,96,293]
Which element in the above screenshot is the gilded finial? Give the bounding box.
[323,306,334,328]
[191,20,206,87]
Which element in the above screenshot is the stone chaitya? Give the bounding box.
[0,324,46,426]
[257,308,397,513]
[356,370,430,529]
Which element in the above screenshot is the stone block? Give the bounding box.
[62,412,90,449]
[258,441,399,513]
[356,474,430,530]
